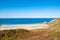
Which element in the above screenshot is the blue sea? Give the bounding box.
[0,18,55,25]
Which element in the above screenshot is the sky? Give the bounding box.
[0,0,60,18]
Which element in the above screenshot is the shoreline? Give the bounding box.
[0,18,56,30]
[0,23,49,30]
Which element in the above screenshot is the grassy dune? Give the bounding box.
[0,18,60,40]
[0,29,60,40]
[0,29,33,40]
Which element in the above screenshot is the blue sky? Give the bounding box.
[0,0,60,18]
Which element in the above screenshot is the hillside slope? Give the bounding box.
[48,18,60,31]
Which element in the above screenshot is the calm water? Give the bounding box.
[0,18,55,25]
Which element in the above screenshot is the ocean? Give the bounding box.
[0,18,55,25]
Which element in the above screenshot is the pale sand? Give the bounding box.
[0,23,49,30]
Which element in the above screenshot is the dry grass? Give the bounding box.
[0,28,60,40]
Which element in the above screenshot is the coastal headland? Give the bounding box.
[0,18,60,40]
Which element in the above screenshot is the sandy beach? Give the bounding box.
[0,23,49,30]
